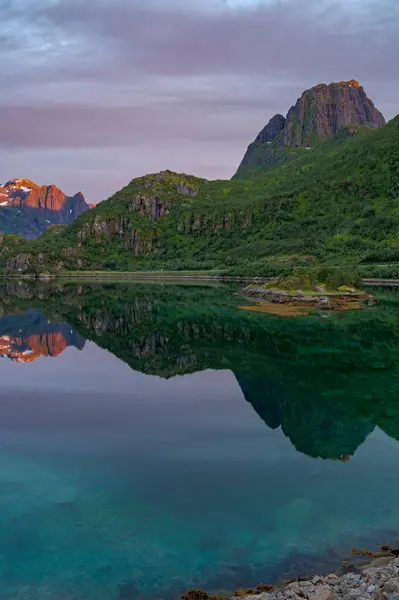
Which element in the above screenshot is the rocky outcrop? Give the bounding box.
[283,81,385,147]
[255,114,286,144]
[77,215,159,255]
[240,284,374,311]
[128,194,171,220]
[0,178,89,238]
[234,80,386,178]
[4,253,34,272]
[124,175,199,221]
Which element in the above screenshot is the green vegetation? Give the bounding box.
[272,267,361,292]
[1,115,399,275]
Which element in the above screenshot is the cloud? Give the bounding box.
[1,0,398,201]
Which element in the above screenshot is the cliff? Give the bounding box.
[234,80,386,178]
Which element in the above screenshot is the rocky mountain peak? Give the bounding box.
[234,79,386,178]
[255,114,286,144]
[283,80,385,147]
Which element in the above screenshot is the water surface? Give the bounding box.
[0,281,399,600]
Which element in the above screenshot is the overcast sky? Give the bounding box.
[1,0,398,203]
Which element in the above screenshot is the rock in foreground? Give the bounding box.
[235,557,399,600]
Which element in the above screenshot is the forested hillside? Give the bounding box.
[1,115,398,275]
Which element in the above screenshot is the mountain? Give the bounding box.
[234,80,386,179]
[0,178,90,239]
[0,85,398,275]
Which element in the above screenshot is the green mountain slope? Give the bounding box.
[1,115,399,274]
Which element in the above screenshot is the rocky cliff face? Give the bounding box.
[0,178,89,239]
[283,80,385,146]
[234,80,386,178]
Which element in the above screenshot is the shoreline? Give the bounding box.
[182,550,399,600]
[233,555,399,600]
[1,272,399,286]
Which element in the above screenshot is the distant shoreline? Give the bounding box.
[0,271,273,283]
[1,272,399,286]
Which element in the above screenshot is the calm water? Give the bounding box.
[0,281,399,600]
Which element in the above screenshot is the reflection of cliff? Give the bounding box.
[2,282,399,460]
[235,373,374,460]
[0,309,86,363]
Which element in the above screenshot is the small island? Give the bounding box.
[239,269,376,316]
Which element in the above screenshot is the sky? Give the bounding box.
[1,0,398,203]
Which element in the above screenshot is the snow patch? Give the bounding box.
[20,186,31,193]
[0,201,9,206]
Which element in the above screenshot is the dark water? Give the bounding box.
[0,281,399,600]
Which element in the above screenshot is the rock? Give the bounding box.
[362,557,395,569]
[234,80,385,178]
[343,593,362,600]
[309,589,334,600]
[5,252,33,272]
[383,579,399,594]
[177,181,198,197]
[312,577,324,585]
[255,114,286,144]
[283,81,385,147]
[318,297,330,308]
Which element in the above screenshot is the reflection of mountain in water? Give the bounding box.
[1,281,399,460]
[235,373,374,460]
[0,309,86,362]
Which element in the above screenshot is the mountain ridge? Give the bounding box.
[0,178,90,239]
[0,83,397,274]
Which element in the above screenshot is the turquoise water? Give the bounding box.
[0,281,399,599]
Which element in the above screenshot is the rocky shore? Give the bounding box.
[235,557,399,600]
[182,551,399,600]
